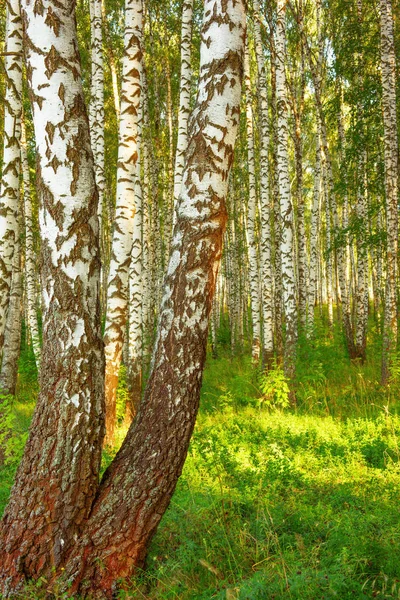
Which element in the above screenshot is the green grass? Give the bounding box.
[1,320,400,599]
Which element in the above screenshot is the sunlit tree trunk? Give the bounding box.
[61,3,246,596]
[101,0,120,118]
[336,96,356,357]
[89,0,106,262]
[276,0,297,379]
[254,0,274,367]
[244,43,261,363]
[172,0,194,227]
[355,150,368,361]
[0,0,104,590]
[307,134,321,334]
[380,0,398,384]
[103,0,143,446]
[127,101,144,420]
[0,0,22,358]
[21,116,41,368]
[0,221,22,396]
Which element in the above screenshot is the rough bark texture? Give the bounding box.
[276,0,297,379]
[21,116,41,368]
[253,0,274,366]
[0,225,22,396]
[103,0,143,446]
[60,2,246,596]
[172,0,194,227]
[89,0,106,233]
[380,0,398,384]
[0,0,23,357]
[0,0,104,592]
[244,43,261,363]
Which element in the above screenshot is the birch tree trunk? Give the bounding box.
[0,0,22,358]
[21,116,41,368]
[103,0,143,446]
[254,0,274,367]
[172,0,194,227]
[307,134,321,334]
[60,3,246,596]
[276,0,297,379]
[0,221,22,396]
[0,0,104,589]
[380,0,398,384]
[244,43,261,363]
[128,101,144,419]
[89,0,106,239]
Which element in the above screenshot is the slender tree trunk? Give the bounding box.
[101,0,120,118]
[89,0,106,257]
[127,100,144,419]
[103,0,143,446]
[0,222,22,396]
[21,116,41,368]
[0,0,104,590]
[307,134,321,335]
[244,43,261,364]
[380,0,398,384]
[254,0,274,367]
[0,0,22,358]
[172,0,194,227]
[59,3,246,596]
[276,0,297,379]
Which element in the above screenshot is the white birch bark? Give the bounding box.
[0,0,105,584]
[254,0,274,366]
[244,43,261,363]
[128,102,144,419]
[21,116,41,368]
[103,0,143,446]
[89,0,105,228]
[172,0,194,228]
[276,0,297,379]
[0,0,22,357]
[380,0,398,383]
[0,206,22,396]
[101,0,120,118]
[307,133,321,335]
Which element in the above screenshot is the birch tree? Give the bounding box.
[0,0,22,358]
[0,0,104,586]
[380,0,398,384]
[254,0,274,366]
[244,43,261,363]
[172,0,194,227]
[276,0,297,380]
[103,0,143,446]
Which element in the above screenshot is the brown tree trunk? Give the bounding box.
[60,1,246,597]
[0,0,104,592]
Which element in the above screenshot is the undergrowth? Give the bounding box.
[1,316,400,599]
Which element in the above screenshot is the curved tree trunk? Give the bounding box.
[59,2,246,597]
[0,0,104,591]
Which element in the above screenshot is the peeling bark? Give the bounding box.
[0,0,104,590]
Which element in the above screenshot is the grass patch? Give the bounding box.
[1,317,400,599]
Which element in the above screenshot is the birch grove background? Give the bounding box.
[0,0,400,597]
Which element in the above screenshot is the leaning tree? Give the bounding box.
[0,0,246,597]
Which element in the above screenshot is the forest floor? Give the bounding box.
[1,318,400,599]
